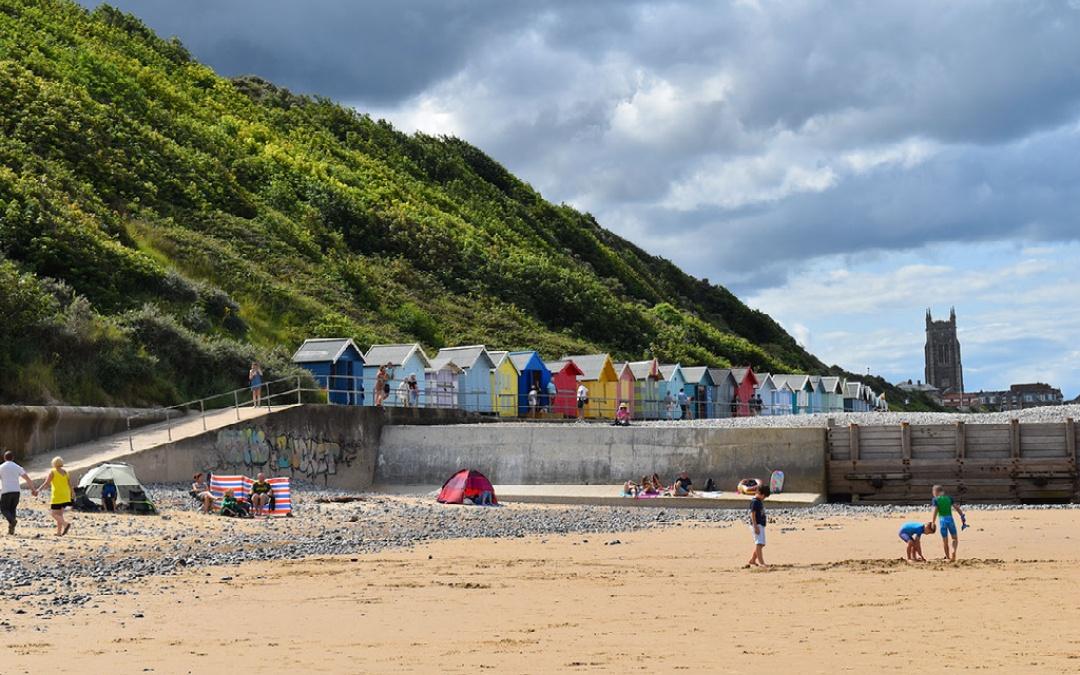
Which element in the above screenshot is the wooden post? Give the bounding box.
[1010,419,1021,459]
[955,421,966,460]
[1066,418,1076,464]
[900,422,912,461]
[849,423,860,462]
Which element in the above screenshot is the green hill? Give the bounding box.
[0,0,929,409]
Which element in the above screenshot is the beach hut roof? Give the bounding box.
[292,338,363,364]
[508,351,546,372]
[821,376,844,393]
[562,354,616,380]
[546,359,586,377]
[623,360,660,380]
[364,343,430,368]
[845,382,864,398]
[432,345,494,371]
[731,367,759,386]
[427,359,465,374]
[487,350,515,370]
[772,374,812,391]
[680,366,713,384]
[755,373,774,388]
[708,368,737,385]
[658,363,684,381]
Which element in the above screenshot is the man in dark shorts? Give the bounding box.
[1,451,36,535]
[673,471,693,496]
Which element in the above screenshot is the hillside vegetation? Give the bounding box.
[0,1,921,408]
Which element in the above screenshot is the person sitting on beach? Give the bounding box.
[220,489,249,518]
[612,403,631,427]
[250,473,273,516]
[673,471,693,497]
[639,475,658,496]
[650,473,667,494]
[899,521,936,562]
[622,479,639,497]
[191,473,215,514]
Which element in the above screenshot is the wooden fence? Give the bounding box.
[827,419,1078,503]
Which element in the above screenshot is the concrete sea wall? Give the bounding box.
[0,405,172,461]
[376,425,828,493]
[108,405,478,490]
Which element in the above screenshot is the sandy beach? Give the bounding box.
[3,496,1080,674]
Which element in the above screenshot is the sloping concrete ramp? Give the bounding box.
[23,405,297,478]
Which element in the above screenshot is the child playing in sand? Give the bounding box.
[931,485,968,561]
[898,520,936,562]
[746,484,770,567]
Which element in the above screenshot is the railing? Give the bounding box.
[124,375,304,451]
[123,372,885,448]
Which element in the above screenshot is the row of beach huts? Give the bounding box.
[291,338,888,420]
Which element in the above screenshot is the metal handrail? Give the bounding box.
[124,375,303,451]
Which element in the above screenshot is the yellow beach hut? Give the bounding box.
[487,350,520,417]
[562,353,619,418]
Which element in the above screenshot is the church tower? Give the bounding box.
[924,308,963,393]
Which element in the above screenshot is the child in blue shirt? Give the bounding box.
[898,520,935,562]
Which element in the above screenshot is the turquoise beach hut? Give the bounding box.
[680,367,715,420]
[657,364,687,420]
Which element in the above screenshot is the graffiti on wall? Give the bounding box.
[208,426,363,483]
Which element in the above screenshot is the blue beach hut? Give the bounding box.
[430,346,497,413]
[508,351,553,415]
[292,338,365,405]
[657,364,687,420]
[363,344,431,407]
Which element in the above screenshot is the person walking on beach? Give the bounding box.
[249,362,264,406]
[36,457,73,536]
[1,451,36,535]
[576,382,589,421]
[746,484,770,567]
[931,485,968,561]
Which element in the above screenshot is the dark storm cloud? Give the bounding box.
[78,0,1080,287]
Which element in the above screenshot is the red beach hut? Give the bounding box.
[546,359,585,417]
[730,367,760,417]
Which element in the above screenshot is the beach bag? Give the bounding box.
[703,478,717,492]
[770,470,785,494]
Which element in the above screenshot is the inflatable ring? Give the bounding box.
[737,478,762,495]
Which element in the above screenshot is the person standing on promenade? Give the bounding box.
[375,365,390,407]
[35,456,73,536]
[1,450,36,535]
[576,382,589,421]
[249,362,264,406]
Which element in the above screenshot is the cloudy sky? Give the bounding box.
[83,0,1080,397]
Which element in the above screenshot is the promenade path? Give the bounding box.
[24,404,297,477]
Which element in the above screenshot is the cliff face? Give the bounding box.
[0,1,841,406]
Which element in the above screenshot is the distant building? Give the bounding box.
[941,391,979,410]
[973,383,1064,411]
[924,308,963,393]
[897,379,943,404]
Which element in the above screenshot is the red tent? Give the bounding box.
[437,469,497,504]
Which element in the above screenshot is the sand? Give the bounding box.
[4,508,1080,673]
